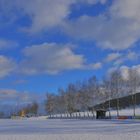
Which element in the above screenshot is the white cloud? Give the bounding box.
[20,43,86,75]
[0,89,44,105]
[65,15,140,50]
[114,51,139,66]
[107,61,140,81]
[13,79,27,85]
[99,50,139,70]
[19,42,103,75]
[120,65,140,81]
[126,51,139,61]
[0,89,17,96]
[78,0,106,4]
[19,0,73,33]
[120,66,130,80]
[0,39,18,50]
[105,51,139,66]
[0,0,106,33]
[63,0,140,50]
[0,55,16,78]
[110,0,140,21]
[89,62,102,70]
[1,0,140,50]
[105,53,121,62]
[113,58,124,66]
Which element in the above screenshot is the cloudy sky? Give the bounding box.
[0,0,140,104]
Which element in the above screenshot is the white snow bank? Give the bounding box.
[0,119,140,139]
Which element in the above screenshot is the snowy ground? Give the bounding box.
[51,107,140,118]
[0,118,140,140]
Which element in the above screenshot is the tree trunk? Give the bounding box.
[132,95,136,118]
[108,99,111,119]
[79,112,81,118]
[116,98,119,117]
[92,111,95,119]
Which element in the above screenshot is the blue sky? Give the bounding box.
[0,0,140,104]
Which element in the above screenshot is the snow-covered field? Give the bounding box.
[0,118,140,140]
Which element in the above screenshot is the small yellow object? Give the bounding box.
[21,110,25,117]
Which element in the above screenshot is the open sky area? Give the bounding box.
[0,0,140,105]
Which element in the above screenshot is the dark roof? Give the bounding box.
[95,109,106,112]
[94,92,140,110]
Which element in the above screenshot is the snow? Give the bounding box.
[106,107,140,117]
[50,107,140,119]
[0,118,140,140]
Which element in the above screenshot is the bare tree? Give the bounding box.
[102,70,124,117]
[65,84,78,117]
[128,69,140,118]
[103,78,112,118]
[110,70,124,117]
[56,88,67,115]
[30,102,39,115]
[45,93,56,117]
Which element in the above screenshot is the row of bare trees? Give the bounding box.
[45,76,100,117]
[100,69,140,118]
[17,102,39,117]
[45,68,140,118]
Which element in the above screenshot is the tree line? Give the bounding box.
[12,102,39,117]
[45,69,140,118]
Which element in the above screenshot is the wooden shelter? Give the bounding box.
[96,109,106,119]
